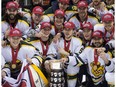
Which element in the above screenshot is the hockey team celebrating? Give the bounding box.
[1,0,115,87]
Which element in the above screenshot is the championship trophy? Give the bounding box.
[50,60,65,87]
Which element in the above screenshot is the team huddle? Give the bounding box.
[1,0,115,87]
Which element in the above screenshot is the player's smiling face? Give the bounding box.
[103,21,114,32]
[55,15,64,26]
[83,28,92,40]
[32,13,42,24]
[63,28,73,39]
[6,8,18,20]
[92,37,103,47]
[42,27,51,36]
[78,7,87,18]
[9,36,21,49]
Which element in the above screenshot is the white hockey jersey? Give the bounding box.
[88,2,109,18]
[47,36,84,87]
[48,36,83,59]
[28,40,47,56]
[69,15,99,30]
[28,15,50,29]
[45,9,76,23]
[68,46,114,85]
[2,20,30,39]
[26,15,50,36]
[1,55,6,68]
[27,36,54,57]
[2,42,48,87]
[2,43,42,75]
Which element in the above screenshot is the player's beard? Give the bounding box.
[93,42,102,47]
[8,14,16,20]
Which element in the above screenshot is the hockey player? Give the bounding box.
[27,6,50,30]
[62,30,114,87]
[44,0,76,23]
[88,0,108,19]
[2,1,30,40]
[29,9,65,37]
[26,6,51,38]
[2,29,48,87]
[26,22,54,81]
[93,13,114,58]
[69,0,99,35]
[102,13,114,42]
[51,9,65,35]
[27,9,65,38]
[43,9,66,43]
[27,22,53,59]
[78,22,94,86]
[44,22,84,87]
[82,22,93,47]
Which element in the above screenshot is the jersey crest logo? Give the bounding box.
[90,61,104,77]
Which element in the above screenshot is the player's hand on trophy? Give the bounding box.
[60,58,68,64]
[60,58,68,69]
[58,47,69,57]
[44,60,51,73]
[26,54,32,64]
